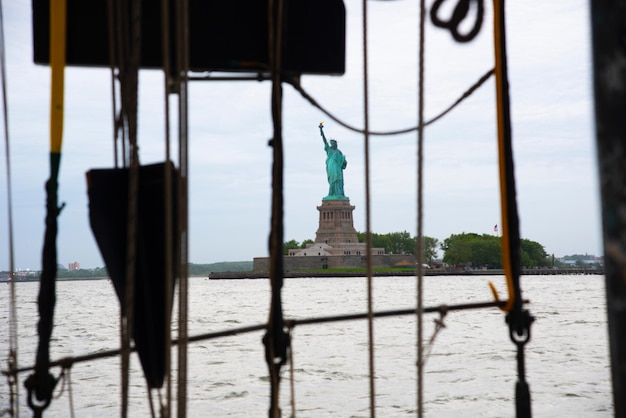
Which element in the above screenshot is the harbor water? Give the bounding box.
[0,274,612,417]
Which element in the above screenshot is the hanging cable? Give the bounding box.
[159,0,175,416]
[263,1,291,417]
[416,0,427,415]
[492,1,533,416]
[287,326,296,418]
[107,0,143,415]
[24,0,67,415]
[106,0,120,168]
[0,0,19,415]
[359,0,377,416]
[175,0,191,416]
[285,69,493,137]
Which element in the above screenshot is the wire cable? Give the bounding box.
[416,0,427,415]
[175,0,191,414]
[285,69,493,137]
[0,0,19,415]
[359,0,377,415]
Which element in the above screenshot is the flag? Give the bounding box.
[494,224,498,233]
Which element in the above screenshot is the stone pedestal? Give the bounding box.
[315,199,359,245]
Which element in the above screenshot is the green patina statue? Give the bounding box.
[319,123,348,200]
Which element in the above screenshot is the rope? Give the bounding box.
[416,0,427,415]
[66,367,75,418]
[0,0,19,415]
[106,0,120,167]
[492,1,517,315]
[146,387,156,418]
[360,0,377,416]
[285,69,493,137]
[430,0,484,43]
[264,1,291,417]
[421,308,448,367]
[175,0,191,416]
[159,0,174,415]
[53,365,75,418]
[106,0,143,415]
[288,326,296,418]
[492,1,533,416]
[24,0,67,414]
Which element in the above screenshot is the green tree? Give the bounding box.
[520,239,550,267]
[423,236,439,264]
[441,233,502,267]
[357,231,438,260]
[300,239,314,248]
[441,233,550,268]
[386,231,414,254]
[284,239,301,255]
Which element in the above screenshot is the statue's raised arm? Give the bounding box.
[319,122,329,147]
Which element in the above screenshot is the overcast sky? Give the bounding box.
[0,0,600,270]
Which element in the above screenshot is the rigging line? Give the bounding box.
[106,0,119,168]
[175,0,191,416]
[52,366,75,418]
[416,0,427,415]
[146,386,156,418]
[7,299,528,376]
[115,0,143,415]
[24,0,67,414]
[492,1,532,416]
[265,0,290,415]
[421,308,447,367]
[284,69,493,137]
[360,0,376,416]
[287,326,296,418]
[159,0,175,416]
[0,0,20,415]
[67,367,75,418]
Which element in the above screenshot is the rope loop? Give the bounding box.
[430,0,484,43]
[506,309,534,347]
[24,371,58,417]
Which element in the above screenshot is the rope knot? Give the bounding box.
[24,371,58,415]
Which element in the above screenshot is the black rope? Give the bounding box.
[264,1,290,417]
[430,0,484,43]
[285,69,493,137]
[23,159,64,418]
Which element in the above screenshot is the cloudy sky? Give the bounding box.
[0,0,600,270]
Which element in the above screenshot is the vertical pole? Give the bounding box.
[589,2,626,416]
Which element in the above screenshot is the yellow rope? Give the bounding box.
[49,0,66,156]
[492,0,515,312]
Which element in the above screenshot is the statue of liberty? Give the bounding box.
[319,123,348,200]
